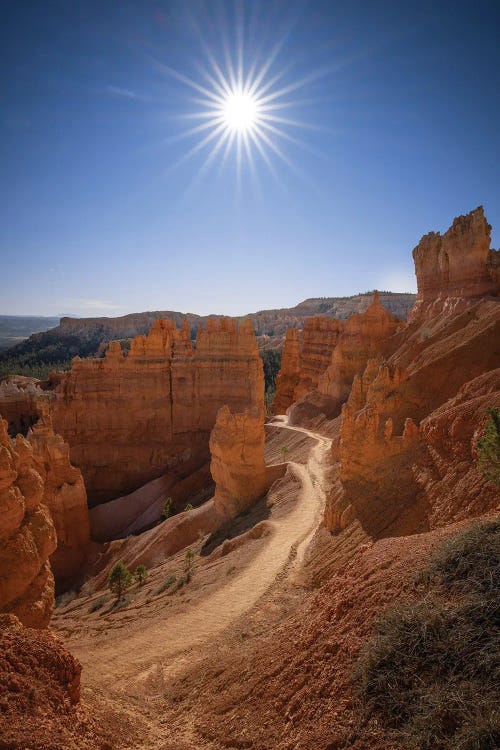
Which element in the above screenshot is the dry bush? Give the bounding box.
[354,519,500,750]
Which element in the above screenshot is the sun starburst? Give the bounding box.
[162,22,322,185]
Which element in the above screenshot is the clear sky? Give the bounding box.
[2,0,499,317]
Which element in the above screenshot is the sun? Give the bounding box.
[223,91,258,133]
[162,18,324,182]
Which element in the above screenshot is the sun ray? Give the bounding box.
[159,8,328,186]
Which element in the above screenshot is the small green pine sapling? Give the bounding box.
[477,407,500,487]
[134,564,148,586]
[160,497,173,521]
[107,561,132,600]
[184,549,195,581]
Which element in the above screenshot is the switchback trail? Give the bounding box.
[64,418,332,696]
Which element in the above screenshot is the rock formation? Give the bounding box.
[210,406,267,519]
[286,293,404,426]
[411,206,500,319]
[273,329,301,414]
[51,318,264,506]
[27,401,90,592]
[274,317,342,414]
[0,375,44,436]
[0,418,57,627]
[323,208,500,541]
[316,292,403,408]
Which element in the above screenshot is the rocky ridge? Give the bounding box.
[51,318,264,506]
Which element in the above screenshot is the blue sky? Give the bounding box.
[1,0,499,317]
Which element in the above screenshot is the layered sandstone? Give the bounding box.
[411,206,500,319]
[273,317,341,414]
[325,360,426,538]
[323,209,500,541]
[52,318,264,505]
[210,406,267,519]
[0,376,44,436]
[27,402,90,592]
[273,329,301,414]
[0,418,57,627]
[287,293,403,427]
[317,292,403,407]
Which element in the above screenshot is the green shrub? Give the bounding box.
[134,564,148,586]
[160,497,173,521]
[107,561,132,599]
[353,519,500,750]
[184,549,195,581]
[477,407,500,487]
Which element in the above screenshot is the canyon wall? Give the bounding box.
[274,317,341,414]
[323,208,500,541]
[52,318,264,506]
[0,418,57,627]
[27,402,90,592]
[0,376,44,436]
[286,293,404,427]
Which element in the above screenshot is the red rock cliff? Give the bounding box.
[411,206,500,320]
[273,317,341,414]
[52,319,264,506]
[210,406,267,520]
[286,293,403,428]
[323,209,500,542]
[27,402,90,592]
[0,418,57,627]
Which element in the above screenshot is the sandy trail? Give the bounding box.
[74,418,331,693]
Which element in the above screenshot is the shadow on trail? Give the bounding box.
[201,496,271,557]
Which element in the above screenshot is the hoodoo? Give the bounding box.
[411,205,500,319]
[51,318,264,506]
[0,418,57,628]
[27,401,90,592]
[210,406,267,519]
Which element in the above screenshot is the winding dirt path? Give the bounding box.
[73,418,331,693]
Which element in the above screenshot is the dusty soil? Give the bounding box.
[49,420,332,748]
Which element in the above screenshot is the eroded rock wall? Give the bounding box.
[27,404,90,592]
[210,406,267,520]
[52,319,264,505]
[287,293,403,427]
[273,318,341,414]
[324,208,500,542]
[0,419,57,627]
[0,376,44,436]
[411,206,500,320]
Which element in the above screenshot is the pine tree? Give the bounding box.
[477,407,500,487]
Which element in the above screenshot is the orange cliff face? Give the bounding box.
[26,401,90,593]
[0,376,44,436]
[323,208,500,542]
[411,205,500,320]
[0,418,57,628]
[51,318,264,506]
[273,329,300,414]
[210,406,267,520]
[316,292,403,407]
[273,317,341,414]
[286,293,404,427]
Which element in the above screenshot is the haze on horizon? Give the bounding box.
[2,0,499,318]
